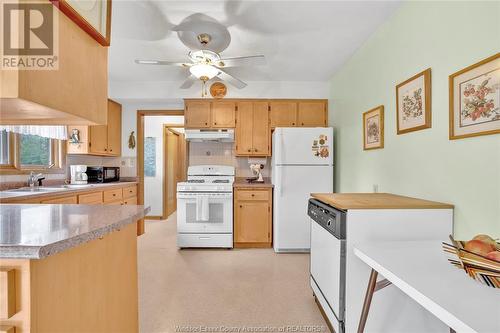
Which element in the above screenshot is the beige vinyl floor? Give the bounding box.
[137,214,329,333]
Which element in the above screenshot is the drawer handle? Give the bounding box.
[251,194,255,197]
[239,205,243,208]
[113,193,116,196]
[247,149,251,152]
[214,122,217,125]
[292,123,296,126]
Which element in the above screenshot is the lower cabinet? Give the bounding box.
[6,184,142,236]
[234,188,272,248]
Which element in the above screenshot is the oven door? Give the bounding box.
[177,192,233,233]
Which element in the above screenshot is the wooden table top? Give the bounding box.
[310,193,454,210]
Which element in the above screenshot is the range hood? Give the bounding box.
[184,129,234,142]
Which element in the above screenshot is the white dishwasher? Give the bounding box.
[308,199,347,333]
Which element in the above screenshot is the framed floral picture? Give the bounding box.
[396,68,432,134]
[51,0,112,46]
[363,105,384,150]
[449,53,500,140]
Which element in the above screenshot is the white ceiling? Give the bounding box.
[109,0,400,83]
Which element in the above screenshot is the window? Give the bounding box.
[20,134,51,166]
[0,132,64,174]
[0,130,9,165]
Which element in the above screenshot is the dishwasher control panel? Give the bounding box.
[308,199,346,239]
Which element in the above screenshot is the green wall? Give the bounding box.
[329,1,500,238]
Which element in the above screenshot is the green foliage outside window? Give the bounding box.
[20,134,51,166]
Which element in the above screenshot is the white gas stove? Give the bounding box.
[176,165,234,248]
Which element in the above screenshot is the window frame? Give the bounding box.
[0,133,66,175]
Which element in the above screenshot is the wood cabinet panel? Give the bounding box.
[269,101,297,127]
[0,269,16,319]
[123,186,137,199]
[78,192,103,204]
[236,190,270,201]
[297,101,327,126]
[235,201,270,243]
[123,197,138,205]
[235,102,254,155]
[185,101,211,128]
[252,102,270,155]
[41,196,78,204]
[107,100,122,156]
[234,188,272,247]
[89,125,108,154]
[212,101,235,128]
[103,189,123,203]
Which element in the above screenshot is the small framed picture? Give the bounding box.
[449,53,500,140]
[396,68,432,134]
[363,105,384,150]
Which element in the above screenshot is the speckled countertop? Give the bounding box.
[233,177,274,188]
[0,204,150,259]
[0,181,138,202]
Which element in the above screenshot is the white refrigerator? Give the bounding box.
[272,127,334,253]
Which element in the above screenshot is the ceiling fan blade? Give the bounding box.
[180,75,197,89]
[217,70,247,89]
[216,55,266,68]
[135,59,191,67]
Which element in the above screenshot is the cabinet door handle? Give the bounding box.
[248,149,251,152]
[301,123,304,126]
[214,122,217,125]
[254,148,258,152]
[205,122,208,125]
[104,148,107,151]
[239,205,243,208]
[251,194,255,197]
[292,122,296,126]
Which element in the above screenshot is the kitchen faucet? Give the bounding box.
[27,163,55,187]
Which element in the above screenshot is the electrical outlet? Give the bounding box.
[373,184,379,193]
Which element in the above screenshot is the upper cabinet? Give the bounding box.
[297,101,328,127]
[270,100,328,128]
[236,101,270,156]
[67,100,122,156]
[269,101,298,127]
[184,100,236,129]
[0,10,108,125]
[184,100,211,128]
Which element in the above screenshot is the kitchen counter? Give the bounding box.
[0,203,149,259]
[0,181,138,202]
[233,177,274,188]
[310,193,453,210]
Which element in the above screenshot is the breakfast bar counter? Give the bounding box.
[0,204,149,333]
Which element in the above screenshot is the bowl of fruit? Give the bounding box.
[443,234,500,288]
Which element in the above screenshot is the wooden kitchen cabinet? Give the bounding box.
[40,196,78,204]
[236,101,270,156]
[67,99,122,156]
[269,101,298,127]
[184,100,211,128]
[269,100,328,128]
[107,100,122,155]
[297,101,327,126]
[234,188,272,248]
[212,101,236,128]
[184,99,236,129]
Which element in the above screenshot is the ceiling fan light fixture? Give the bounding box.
[189,64,219,80]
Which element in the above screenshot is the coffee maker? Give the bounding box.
[70,165,88,185]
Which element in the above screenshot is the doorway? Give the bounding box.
[137,110,186,221]
[164,126,187,217]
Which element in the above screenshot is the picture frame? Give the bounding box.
[396,68,432,134]
[449,53,500,140]
[50,0,112,46]
[363,105,384,150]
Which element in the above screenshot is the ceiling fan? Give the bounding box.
[134,14,266,91]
